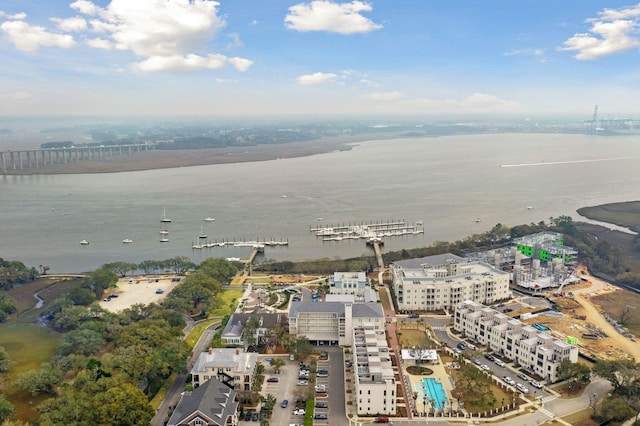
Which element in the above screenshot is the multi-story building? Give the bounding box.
[352,325,396,416]
[454,300,578,382]
[190,347,257,391]
[220,313,286,347]
[391,253,510,312]
[288,301,384,346]
[330,272,368,296]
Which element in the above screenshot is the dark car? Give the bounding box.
[484,353,495,361]
[281,399,288,408]
[315,401,328,408]
[314,413,328,420]
[408,313,419,318]
[243,412,252,421]
[267,377,279,383]
[251,411,259,421]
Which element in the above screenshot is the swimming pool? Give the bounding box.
[420,378,448,409]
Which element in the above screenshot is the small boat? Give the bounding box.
[281,195,288,198]
[80,239,89,245]
[204,217,215,222]
[416,220,424,226]
[160,237,169,243]
[317,217,323,221]
[160,226,169,235]
[527,206,533,210]
[198,225,207,239]
[122,239,133,244]
[161,207,171,223]
[475,218,481,223]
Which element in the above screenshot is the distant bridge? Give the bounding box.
[0,143,154,174]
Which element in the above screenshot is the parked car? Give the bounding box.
[155,288,164,294]
[517,372,528,381]
[315,401,328,408]
[293,408,305,415]
[494,359,506,367]
[408,313,419,318]
[314,413,328,420]
[243,412,252,421]
[472,358,481,365]
[481,364,490,371]
[484,354,495,361]
[267,377,279,383]
[374,417,390,423]
[251,411,259,421]
[516,383,529,393]
[503,376,515,386]
[297,380,308,386]
[529,380,543,389]
[317,369,329,377]
[281,399,288,408]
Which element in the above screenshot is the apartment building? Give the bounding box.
[391,253,510,312]
[330,271,368,295]
[454,300,578,382]
[288,301,384,346]
[352,325,396,416]
[190,347,258,391]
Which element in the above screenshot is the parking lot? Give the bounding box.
[235,348,346,426]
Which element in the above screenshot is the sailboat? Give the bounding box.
[198,225,207,239]
[204,217,215,222]
[161,207,171,223]
[122,238,133,244]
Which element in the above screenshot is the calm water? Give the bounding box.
[1,133,639,273]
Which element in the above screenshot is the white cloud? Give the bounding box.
[0,10,27,20]
[133,53,252,73]
[362,91,520,113]
[70,0,100,16]
[504,48,548,63]
[296,72,338,85]
[285,1,382,34]
[362,91,405,101]
[51,16,87,32]
[0,20,75,52]
[0,91,33,101]
[559,3,640,60]
[86,37,114,49]
[70,0,253,73]
[226,32,243,49]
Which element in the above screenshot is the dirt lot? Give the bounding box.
[522,268,640,361]
[99,275,183,312]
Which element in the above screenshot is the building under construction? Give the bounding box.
[466,232,578,291]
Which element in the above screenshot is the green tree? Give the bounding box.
[270,357,285,374]
[81,267,117,298]
[0,345,13,372]
[599,396,634,422]
[13,363,63,396]
[242,316,260,350]
[93,382,154,425]
[166,256,196,275]
[557,359,591,391]
[0,396,15,424]
[284,336,313,361]
[56,328,105,356]
[198,258,238,284]
[593,359,640,395]
[103,261,138,278]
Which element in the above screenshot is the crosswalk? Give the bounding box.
[540,395,557,404]
[431,326,446,331]
[539,406,555,418]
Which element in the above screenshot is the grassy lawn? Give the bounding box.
[378,287,393,312]
[449,369,517,414]
[590,290,640,336]
[397,329,429,347]
[185,318,221,348]
[209,289,244,318]
[563,408,598,426]
[244,276,272,284]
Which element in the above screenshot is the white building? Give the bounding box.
[353,325,396,416]
[391,253,510,312]
[220,313,286,347]
[330,272,368,296]
[288,301,384,346]
[454,300,578,382]
[190,348,258,391]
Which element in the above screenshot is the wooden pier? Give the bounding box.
[310,219,424,242]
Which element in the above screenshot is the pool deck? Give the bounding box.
[403,350,457,415]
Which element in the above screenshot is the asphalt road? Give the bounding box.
[151,321,219,426]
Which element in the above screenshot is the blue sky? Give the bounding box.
[1,0,639,116]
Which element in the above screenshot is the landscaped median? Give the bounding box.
[304,398,315,426]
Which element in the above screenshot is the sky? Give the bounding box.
[1,0,640,117]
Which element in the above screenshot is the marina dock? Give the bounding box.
[310,220,424,242]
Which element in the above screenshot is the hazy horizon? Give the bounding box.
[1,1,640,116]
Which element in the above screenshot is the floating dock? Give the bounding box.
[191,239,288,250]
[310,220,424,242]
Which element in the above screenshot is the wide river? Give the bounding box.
[1,133,639,273]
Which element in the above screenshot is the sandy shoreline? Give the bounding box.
[1,133,411,175]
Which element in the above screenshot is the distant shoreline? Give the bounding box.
[0,132,410,175]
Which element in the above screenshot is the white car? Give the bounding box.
[481,364,490,371]
[297,380,308,386]
[293,408,305,415]
[503,376,515,386]
[529,380,543,389]
[516,383,529,393]
[494,359,506,367]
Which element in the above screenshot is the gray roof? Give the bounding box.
[221,313,286,338]
[289,301,383,319]
[167,378,238,426]
[393,253,464,269]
